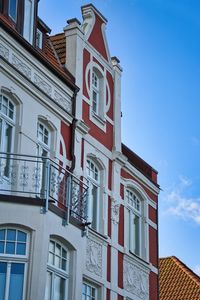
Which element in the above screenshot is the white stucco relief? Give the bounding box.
[123,259,149,300]
[86,238,102,276]
[0,43,9,60]
[0,36,73,114]
[12,54,31,80]
[111,197,120,224]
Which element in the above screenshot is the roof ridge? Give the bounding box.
[171,256,200,287]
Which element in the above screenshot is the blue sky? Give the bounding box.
[39,0,200,274]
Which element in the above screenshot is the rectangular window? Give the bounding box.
[23,0,33,43]
[8,0,18,22]
[82,282,97,300]
[129,212,141,256]
[0,262,25,300]
[36,29,43,49]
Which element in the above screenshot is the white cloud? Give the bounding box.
[164,176,200,225]
[193,265,200,276]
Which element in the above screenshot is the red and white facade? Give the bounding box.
[0,2,159,300]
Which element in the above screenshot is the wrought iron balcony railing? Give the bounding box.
[0,153,89,223]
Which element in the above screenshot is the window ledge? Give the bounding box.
[129,250,150,268]
[88,227,108,243]
[91,111,106,126]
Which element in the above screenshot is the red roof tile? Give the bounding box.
[50,33,66,65]
[159,256,200,300]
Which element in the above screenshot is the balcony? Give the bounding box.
[0,153,89,223]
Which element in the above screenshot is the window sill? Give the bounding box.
[91,111,106,126]
[129,250,150,267]
[88,227,108,242]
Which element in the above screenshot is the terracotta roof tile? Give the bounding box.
[50,33,66,65]
[159,256,200,300]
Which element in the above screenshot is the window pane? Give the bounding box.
[23,0,32,42]
[54,275,65,300]
[9,263,24,300]
[91,185,98,230]
[134,215,140,255]
[17,231,26,242]
[55,243,61,256]
[0,229,5,240]
[9,0,18,21]
[62,259,66,271]
[16,243,26,255]
[5,123,12,153]
[0,242,4,253]
[45,271,52,300]
[0,262,6,300]
[55,255,61,268]
[6,242,15,254]
[7,229,16,241]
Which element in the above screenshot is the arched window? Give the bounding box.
[92,71,100,115]
[126,188,146,259]
[0,94,15,177]
[45,239,69,300]
[0,227,29,300]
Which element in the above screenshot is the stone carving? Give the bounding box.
[86,238,102,276]
[0,43,9,60]
[54,91,72,113]
[12,54,31,79]
[33,73,52,96]
[111,198,120,224]
[124,259,149,300]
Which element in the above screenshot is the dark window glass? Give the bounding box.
[8,0,18,22]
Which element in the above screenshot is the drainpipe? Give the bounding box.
[69,87,79,173]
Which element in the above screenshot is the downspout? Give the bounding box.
[69,87,79,173]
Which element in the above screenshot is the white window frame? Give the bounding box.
[0,227,29,300]
[0,94,16,178]
[92,71,100,115]
[45,239,69,300]
[126,188,143,258]
[82,280,100,300]
[37,121,50,158]
[86,159,100,232]
[89,65,106,131]
[23,0,34,43]
[36,28,43,49]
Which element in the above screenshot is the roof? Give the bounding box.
[0,14,77,91]
[159,256,200,300]
[50,33,66,65]
[122,143,159,186]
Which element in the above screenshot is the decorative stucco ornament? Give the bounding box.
[86,238,102,276]
[123,259,149,300]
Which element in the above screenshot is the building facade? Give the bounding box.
[0,1,159,300]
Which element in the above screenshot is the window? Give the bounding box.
[86,159,100,231]
[36,29,43,49]
[126,189,143,257]
[23,0,33,43]
[0,228,28,300]
[37,122,50,158]
[92,71,100,115]
[0,94,15,177]
[82,282,97,300]
[45,240,69,300]
[8,0,18,22]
